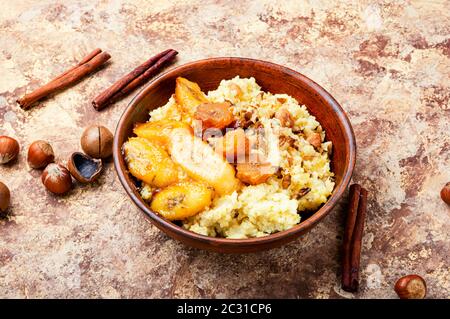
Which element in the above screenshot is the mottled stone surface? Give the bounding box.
[0,0,449,299]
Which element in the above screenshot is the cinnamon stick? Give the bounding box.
[52,48,103,82]
[17,49,110,110]
[342,184,361,291]
[342,184,368,292]
[111,50,178,99]
[92,49,178,111]
[349,187,368,291]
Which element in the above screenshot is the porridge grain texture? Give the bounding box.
[146,77,334,238]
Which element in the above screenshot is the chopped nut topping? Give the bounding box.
[306,132,322,149]
[279,135,296,148]
[282,174,291,189]
[277,97,287,104]
[287,154,294,166]
[275,167,283,178]
[254,121,264,129]
[233,110,254,129]
[244,111,253,121]
[275,108,294,127]
[296,187,311,198]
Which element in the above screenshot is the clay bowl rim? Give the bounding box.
[113,57,356,248]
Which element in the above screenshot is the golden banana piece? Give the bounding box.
[151,181,214,220]
[169,129,242,195]
[175,77,209,115]
[132,119,241,196]
[123,137,181,188]
[134,120,193,146]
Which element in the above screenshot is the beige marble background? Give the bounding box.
[0,0,449,298]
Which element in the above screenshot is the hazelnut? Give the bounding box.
[275,108,294,128]
[41,163,72,195]
[81,125,113,159]
[394,274,427,299]
[67,152,103,183]
[27,140,54,169]
[440,182,450,205]
[0,136,20,164]
[0,181,10,213]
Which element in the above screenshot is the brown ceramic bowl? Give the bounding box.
[114,58,356,253]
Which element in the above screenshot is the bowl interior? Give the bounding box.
[114,58,355,248]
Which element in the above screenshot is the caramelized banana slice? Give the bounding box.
[169,130,242,195]
[134,120,193,145]
[151,181,214,220]
[123,137,180,188]
[236,162,277,185]
[194,102,234,129]
[175,77,209,115]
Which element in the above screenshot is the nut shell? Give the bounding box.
[41,163,72,195]
[67,152,103,183]
[27,140,55,169]
[0,181,10,213]
[81,125,113,159]
[440,182,450,205]
[0,136,20,164]
[394,274,427,299]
